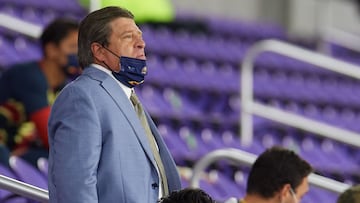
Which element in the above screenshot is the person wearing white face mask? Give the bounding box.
[225,146,312,203]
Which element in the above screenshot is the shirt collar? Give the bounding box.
[91,63,132,99]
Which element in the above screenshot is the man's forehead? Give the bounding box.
[110,17,140,32]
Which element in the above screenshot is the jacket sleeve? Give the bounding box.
[48,85,101,203]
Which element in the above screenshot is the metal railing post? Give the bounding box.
[240,39,360,147]
[0,175,49,202]
[0,13,42,38]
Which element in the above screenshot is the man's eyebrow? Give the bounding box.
[120,30,142,35]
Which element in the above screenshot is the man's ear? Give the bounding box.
[91,42,105,62]
[279,184,291,201]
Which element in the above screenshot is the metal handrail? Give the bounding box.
[0,13,42,38]
[241,39,360,146]
[0,175,49,202]
[189,148,351,194]
[318,27,360,54]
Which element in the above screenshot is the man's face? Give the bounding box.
[283,177,309,203]
[102,17,146,72]
[47,30,78,68]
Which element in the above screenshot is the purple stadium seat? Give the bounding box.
[220,131,264,155]
[259,131,281,148]
[0,35,20,67]
[215,63,239,92]
[205,17,286,41]
[158,124,189,161]
[9,157,47,190]
[199,128,224,151]
[216,172,243,199]
[161,57,191,87]
[137,86,172,117]
[0,4,19,17]
[162,87,202,119]
[0,0,85,13]
[12,37,41,62]
[144,54,168,84]
[320,139,359,173]
[306,186,338,203]
[176,126,207,160]
[36,158,48,178]
[233,170,248,190]
[180,59,204,88]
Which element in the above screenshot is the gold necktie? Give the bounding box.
[130,91,169,196]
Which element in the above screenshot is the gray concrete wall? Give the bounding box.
[171,0,262,21]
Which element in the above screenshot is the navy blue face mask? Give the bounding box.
[64,54,81,79]
[103,47,147,88]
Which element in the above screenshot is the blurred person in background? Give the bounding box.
[48,6,180,203]
[0,145,10,167]
[158,188,216,203]
[0,18,79,166]
[226,146,313,203]
[337,184,360,203]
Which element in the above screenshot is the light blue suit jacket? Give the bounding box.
[48,66,181,203]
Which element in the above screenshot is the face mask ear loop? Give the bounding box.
[289,187,298,203]
[101,46,122,72]
[102,60,115,72]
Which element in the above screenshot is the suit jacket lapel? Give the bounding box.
[83,67,157,168]
[145,111,182,191]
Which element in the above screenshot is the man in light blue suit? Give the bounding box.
[48,6,181,203]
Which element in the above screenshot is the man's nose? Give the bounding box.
[136,36,146,49]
